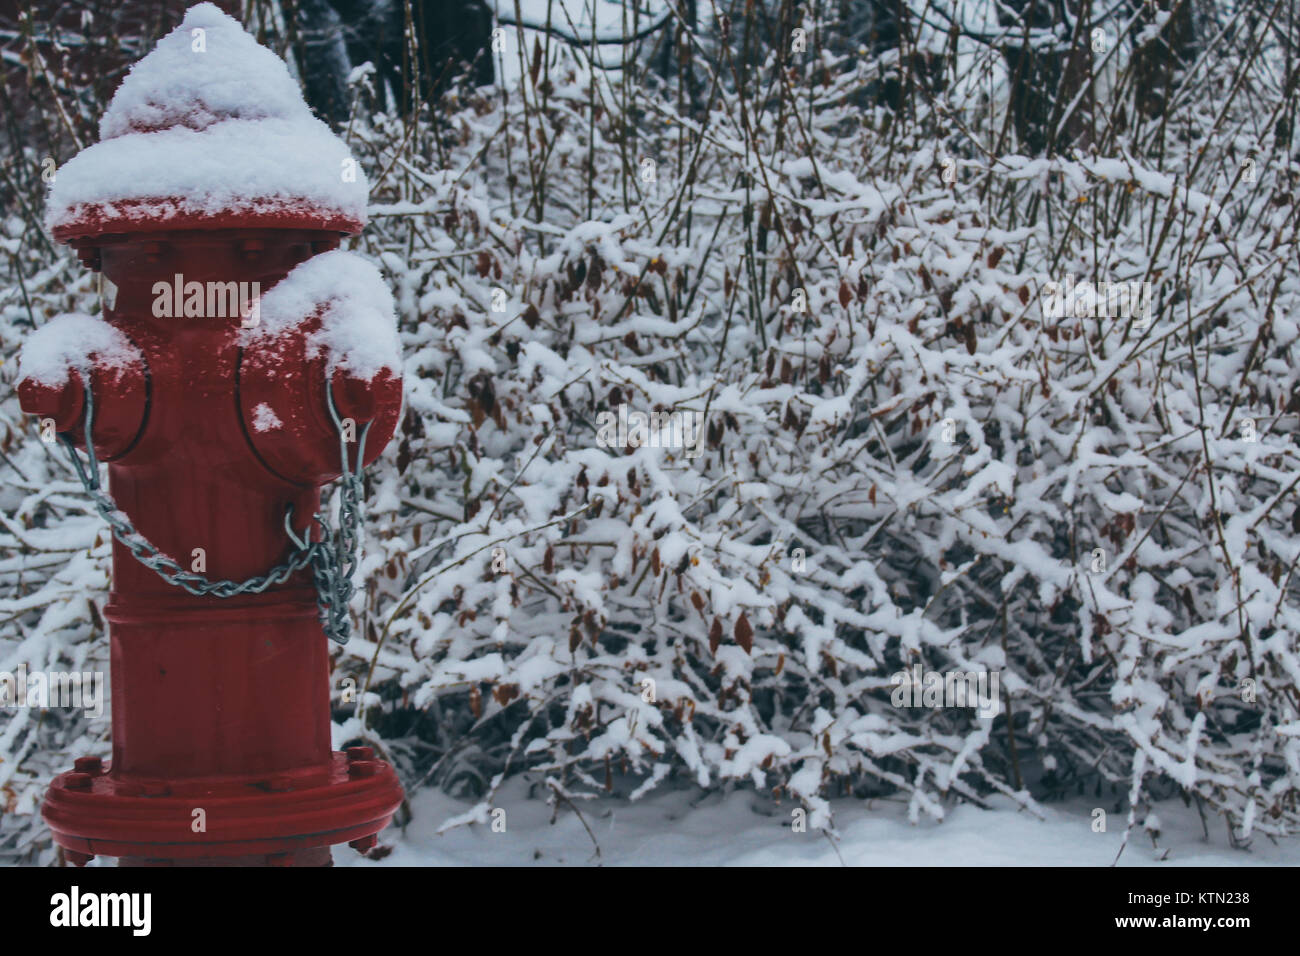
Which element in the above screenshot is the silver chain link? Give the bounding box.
[58,377,373,645]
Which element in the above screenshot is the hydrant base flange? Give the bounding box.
[42,752,402,863]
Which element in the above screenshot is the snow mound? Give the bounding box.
[19,313,142,387]
[46,3,367,234]
[98,3,308,140]
[244,250,400,381]
[47,120,366,231]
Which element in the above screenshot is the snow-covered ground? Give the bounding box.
[337,779,1300,867]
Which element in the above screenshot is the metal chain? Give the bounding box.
[58,377,373,645]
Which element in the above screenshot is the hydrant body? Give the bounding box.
[21,6,405,865]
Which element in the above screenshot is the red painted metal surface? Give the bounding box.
[23,221,405,866]
[22,170,404,864]
[18,4,406,867]
[22,220,405,866]
[49,201,367,244]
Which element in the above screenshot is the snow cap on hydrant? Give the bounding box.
[45,2,368,240]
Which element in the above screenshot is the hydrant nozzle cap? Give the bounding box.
[46,2,368,241]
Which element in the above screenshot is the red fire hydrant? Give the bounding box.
[17,4,404,866]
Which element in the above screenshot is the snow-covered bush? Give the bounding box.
[2,1,1298,862]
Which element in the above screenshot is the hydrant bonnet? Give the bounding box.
[46,2,369,239]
